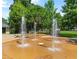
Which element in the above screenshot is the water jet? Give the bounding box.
[18,16,30,48]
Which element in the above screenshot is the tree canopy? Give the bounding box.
[8,0,77,34]
[61,0,77,30]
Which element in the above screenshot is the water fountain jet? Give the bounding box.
[32,22,44,45]
[18,16,29,48]
[48,19,61,52]
[32,22,38,41]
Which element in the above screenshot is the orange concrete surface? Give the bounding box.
[2,34,77,59]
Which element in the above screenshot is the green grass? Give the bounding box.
[59,31,77,38]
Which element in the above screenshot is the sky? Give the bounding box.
[2,0,65,19]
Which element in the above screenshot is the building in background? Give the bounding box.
[2,18,9,34]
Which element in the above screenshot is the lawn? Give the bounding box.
[59,31,77,38]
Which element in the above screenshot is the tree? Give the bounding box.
[9,0,62,34]
[44,0,57,34]
[20,0,31,7]
[9,0,29,33]
[55,13,62,28]
[62,0,77,30]
[26,4,46,32]
[9,0,45,33]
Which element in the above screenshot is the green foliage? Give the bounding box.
[61,0,77,30]
[9,0,46,33]
[55,13,62,28]
[59,31,77,38]
[10,1,29,17]
[9,0,63,34]
[25,4,45,32]
[20,0,31,7]
[9,0,29,33]
[43,0,63,34]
